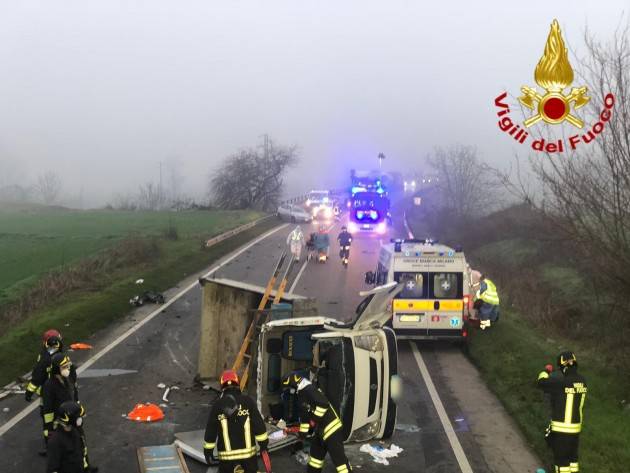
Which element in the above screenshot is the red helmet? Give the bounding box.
[220,370,240,389]
[42,329,62,346]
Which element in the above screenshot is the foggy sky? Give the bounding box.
[0,1,626,207]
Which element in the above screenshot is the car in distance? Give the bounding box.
[277,203,312,223]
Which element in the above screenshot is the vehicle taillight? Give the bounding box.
[463,295,470,308]
[463,329,468,338]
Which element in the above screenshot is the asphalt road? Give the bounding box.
[0,209,531,473]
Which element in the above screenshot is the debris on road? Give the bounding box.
[294,450,309,465]
[70,343,93,350]
[157,383,167,389]
[129,291,165,307]
[162,385,180,402]
[395,423,420,433]
[135,279,144,285]
[3,407,10,413]
[127,403,164,422]
[80,368,137,378]
[359,443,403,465]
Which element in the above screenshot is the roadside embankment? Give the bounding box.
[406,201,630,471]
[0,207,277,387]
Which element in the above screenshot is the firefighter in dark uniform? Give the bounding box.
[204,369,270,473]
[42,353,97,472]
[47,401,87,473]
[282,371,351,473]
[25,329,64,455]
[537,351,587,473]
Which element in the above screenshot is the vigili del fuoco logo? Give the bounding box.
[494,19,615,153]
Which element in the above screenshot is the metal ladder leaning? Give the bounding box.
[232,252,297,390]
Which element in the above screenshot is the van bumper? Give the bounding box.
[394,328,465,340]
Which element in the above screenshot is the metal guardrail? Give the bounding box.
[279,189,347,206]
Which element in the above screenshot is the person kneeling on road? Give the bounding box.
[47,401,89,473]
[204,369,270,473]
[282,371,352,473]
[473,273,500,330]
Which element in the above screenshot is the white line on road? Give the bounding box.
[288,260,308,294]
[0,223,287,437]
[409,341,473,473]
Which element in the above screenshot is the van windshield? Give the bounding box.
[394,272,462,299]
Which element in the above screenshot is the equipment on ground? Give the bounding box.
[137,444,190,473]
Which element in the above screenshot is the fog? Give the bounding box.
[0,1,626,207]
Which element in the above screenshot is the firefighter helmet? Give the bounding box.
[51,353,72,374]
[42,329,62,346]
[57,401,85,427]
[281,372,303,390]
[219,369,240,389]
[557,351,577,369]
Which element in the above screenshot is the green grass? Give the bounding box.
[0,205,262,304]
[0,216,280,387]
[468,312,630,471]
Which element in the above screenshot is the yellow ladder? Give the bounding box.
[233,253,297,390]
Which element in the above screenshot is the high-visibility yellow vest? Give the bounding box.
[480,279,500,306]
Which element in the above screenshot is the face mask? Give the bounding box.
[76,417,83,427]
[47,347,58,355]
[289,388,296,395]
[60,368,71,378]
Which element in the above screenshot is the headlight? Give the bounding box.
[390,374,403,401]
[354,335,383,352]
[348,420,381,442]
[348,221,359,233]
[376,222,387,234]
[306,199,311,206]
[324,208,332,218]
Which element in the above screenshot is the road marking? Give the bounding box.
[403,211,415,239]
[409,341,473,473]
[0,223,287,437]
[288,260,308,294]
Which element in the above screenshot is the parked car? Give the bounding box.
[277,203,312,223]
[256,282,402,442]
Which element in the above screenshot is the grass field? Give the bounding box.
[0,202,278,385]
[0,203,262,304]
[468,313,630,471]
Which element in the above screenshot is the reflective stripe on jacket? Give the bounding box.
[204,388,268,461]
[478,279,500,306]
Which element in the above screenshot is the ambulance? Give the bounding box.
[365,239,474,341]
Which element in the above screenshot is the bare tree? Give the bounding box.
[509,26,630,294]
[137,182,163,210]
[427,145,498,219]
[36,171,62,204]
[209,137,299,211]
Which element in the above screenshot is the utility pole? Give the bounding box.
[264,133,269,160]
[158,161,163,209]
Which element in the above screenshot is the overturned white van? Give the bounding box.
[256,282,402,442]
